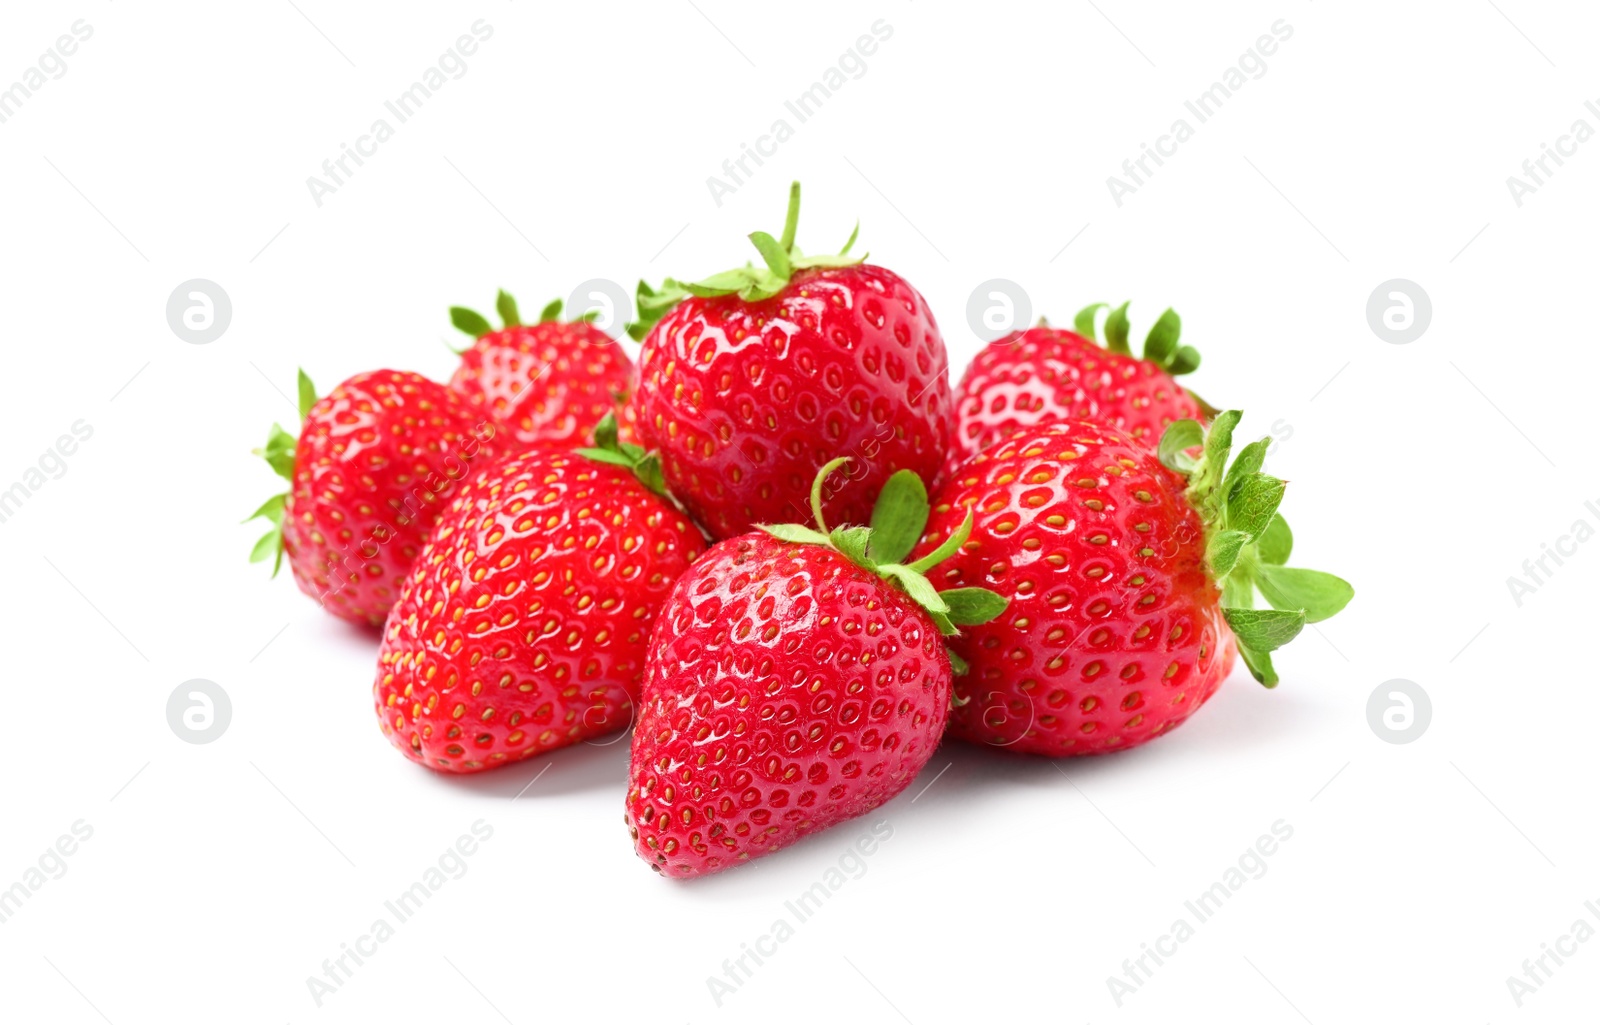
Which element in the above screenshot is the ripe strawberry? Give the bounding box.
[374,424,704,772]
[627,182,953,540]
[248,369,509,627]
[625,461,1006,877]
[919,413,1352,755]
[946,303,1210,481]
[448,290,634,447]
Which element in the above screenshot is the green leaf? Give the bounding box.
[1143,308,1181,364]
[296,369,316,421]
[1222,572,1255,610]
[946,647,970,675]
[838,220,860,255]
[1166,345,1201,376]
[791,250,868,271]
[748,231,793,281]
[810,457,853,533]
[868,469,929,565]
[250,527,281,565]
[829,525,874,568]
[1073,302,1106,340]
[538,298,563,323]
[1203,410,1241,475]
[684,268,756,297]
[1157,419,1204,474]
[633,454,667,497]
[627,280,683,341]
[450,306,493,337]
[497,290,521,327]
[636,280,681,311]
[260,424,297,481]
[244,493,286,526]
[1257,514,1293,565]
[758,523,830,547]
[573,447,634,468]
[907,508,974,574]
[941,587,1009,626]
[928,609,958,637]
[1227,473,1287,538]
[1222,607,1306,654]
[880,563,950,616]
[1221,437,1270,503]
[1255,565,1354,623]
[1206,529,1252,579]
[1237,645,1279,688]
[1104,301,1132,355]
[1192,409,1242,508]
[592,411,619,451]
[736,267,788,302]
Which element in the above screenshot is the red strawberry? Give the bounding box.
[918,413,1352,755]
[627,182,952,540]
[625,461,1006,877]
[448,290,634,447]
[248,369,509,627]
[946,303,1210,481]
[374,425,704,772]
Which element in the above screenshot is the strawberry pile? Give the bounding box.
[247,183,1352,879]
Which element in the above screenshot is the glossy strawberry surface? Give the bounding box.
[450,321,633,447]
[918,421,1235,755]
[947,326,1203,481]
[625,532,950,877]
[283,370,508,627]
[375,449,705,773]
[630,265,952,539]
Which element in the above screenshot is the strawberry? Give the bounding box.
[373,421,704,772]
[919,413,1352,755]
[625,461,1006,877]
[248,369,509,627]
[627,182,953,540]
[946,303,1210,481]
[448,290,634,447]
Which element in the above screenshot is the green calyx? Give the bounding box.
[1075,301,1200,377]
[449,290,597,349]
[626,181,866,341]
[247,368,316,577]
[756,462,1009,670]
[575,412,669,498]
[1158,411,1354,687]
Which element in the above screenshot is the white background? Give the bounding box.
[1,1,1595,1021]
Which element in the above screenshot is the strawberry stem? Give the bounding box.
[778,180,801,251]
[625,182,868,341]
[756,464,1008,646]
[297,369,317,420]
[810,457,851,534]
[497,290,522,327]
